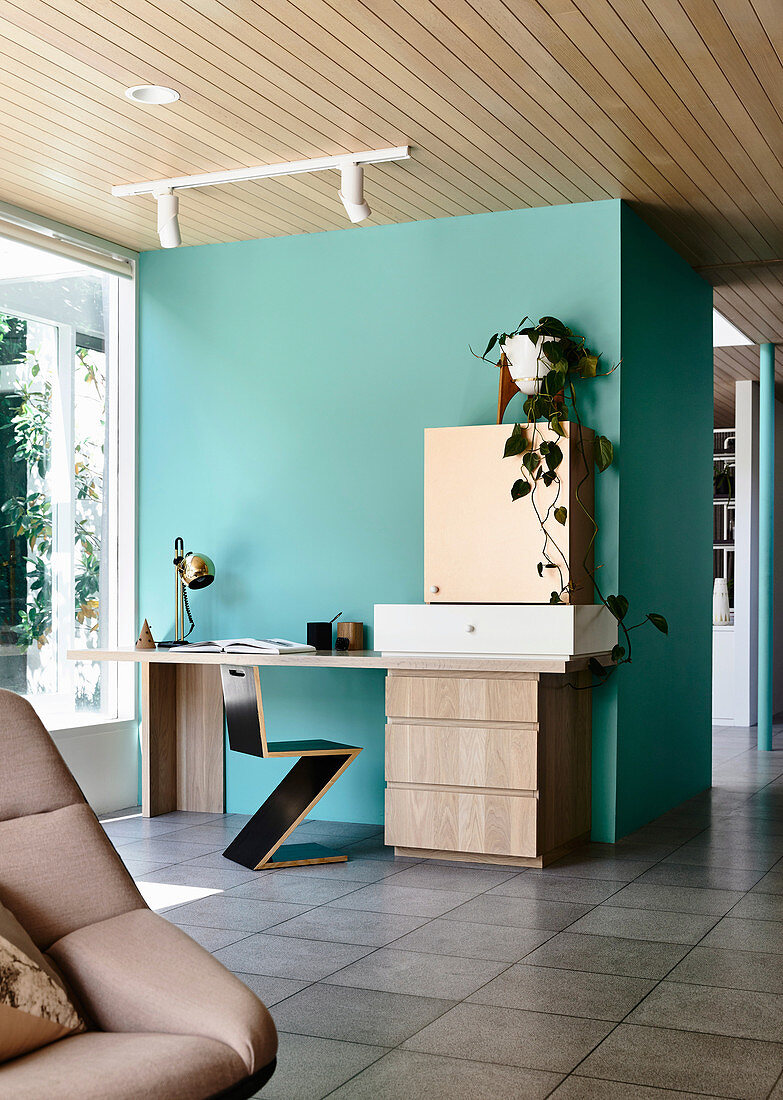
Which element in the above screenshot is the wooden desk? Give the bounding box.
[69,647,598,868]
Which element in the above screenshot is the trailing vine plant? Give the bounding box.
[478,315,668,682]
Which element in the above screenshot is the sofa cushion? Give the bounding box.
[0,690,84,822]
[0,1031,247,1100]
[0,804,144,950]
[49,908,277,1076]
[0,900,85,1065]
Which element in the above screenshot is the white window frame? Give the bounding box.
[0,213,137,737]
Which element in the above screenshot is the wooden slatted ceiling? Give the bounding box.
[713,344,783,428]
[1,0,783,401]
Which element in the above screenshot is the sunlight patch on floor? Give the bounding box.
[136,881,222,910]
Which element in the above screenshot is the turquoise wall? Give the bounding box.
[137,198,710,838]
[613,205,713,835]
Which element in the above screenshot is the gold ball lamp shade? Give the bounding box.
[178,552,215,590]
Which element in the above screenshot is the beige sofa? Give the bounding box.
[0,688,277,1100]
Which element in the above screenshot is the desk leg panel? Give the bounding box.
[141,662,178,817]
[175,664,225,814]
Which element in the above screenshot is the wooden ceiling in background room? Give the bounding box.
[1,0,782,419]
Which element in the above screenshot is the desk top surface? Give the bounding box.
[67,646,600,674]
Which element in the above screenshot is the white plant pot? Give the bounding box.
[501,334,553,396]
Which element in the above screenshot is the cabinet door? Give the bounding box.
[424,424,593,604]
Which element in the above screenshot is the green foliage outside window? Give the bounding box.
[0,316,104,652]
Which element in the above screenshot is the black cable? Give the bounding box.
[182,584,196,639]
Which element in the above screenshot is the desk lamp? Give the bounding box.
[157,536,215,649]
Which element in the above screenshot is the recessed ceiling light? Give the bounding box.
[125,84,180,105]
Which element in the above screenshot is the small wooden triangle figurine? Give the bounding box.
[135,619,156,650]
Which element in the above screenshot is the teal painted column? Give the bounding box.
[758,342,775,751]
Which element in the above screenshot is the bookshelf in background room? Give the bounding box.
[712,425,735,726]
[713,427,735,616]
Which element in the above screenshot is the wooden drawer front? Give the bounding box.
[386,724,537,791]
[385,787,537,857]
[385,675,537,723]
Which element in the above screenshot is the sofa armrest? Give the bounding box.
[48,908,277,1076]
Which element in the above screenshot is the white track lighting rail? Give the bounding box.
[111,146,410,197]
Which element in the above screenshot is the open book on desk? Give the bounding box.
[173,638,316,654]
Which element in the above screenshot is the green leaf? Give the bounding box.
[543,340,564,364]
[482,333,498,358]
[539,316,569,337]
[594,435,614,472]
[522,450,541,473]
[549,591,562,605]
[542,470,557,487]
[578,354,598,378]
[611,643,626,663]
[606,594,629,621]
[589,657,609,678]
[544,442,563,471]
[537,562,544,577]
[549,415,566,437]
[553,506,567,525]
[511,478,531,501]
[503,425,528,457]
[543,370,564,397]
[647,613,669,635]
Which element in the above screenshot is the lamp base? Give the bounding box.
[156,639,190,649]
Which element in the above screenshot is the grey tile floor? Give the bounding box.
[101,722,783,1099]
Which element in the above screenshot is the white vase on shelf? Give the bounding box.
[713,578,731,624]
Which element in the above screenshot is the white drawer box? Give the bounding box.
[374,603,616,657]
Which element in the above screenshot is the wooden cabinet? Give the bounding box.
[424,424,594,604]
[384,668,591,867]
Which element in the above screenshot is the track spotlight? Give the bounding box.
[338,162,371,223]
[155,188,181,248]
[113,147,410,241]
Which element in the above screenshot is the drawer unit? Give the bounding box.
[385,673,537,724]
[385,723,537,790]
[374,602,617,658]
[384,668,591,868]
[385,787,537,858]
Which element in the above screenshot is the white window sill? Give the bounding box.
[39,712,137,739]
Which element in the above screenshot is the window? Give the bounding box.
[0,238,134,727]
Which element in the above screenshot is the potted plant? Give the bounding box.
[477,315,668,682]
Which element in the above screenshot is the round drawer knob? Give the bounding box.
[430,585,439,593]
[465,624,475,633]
